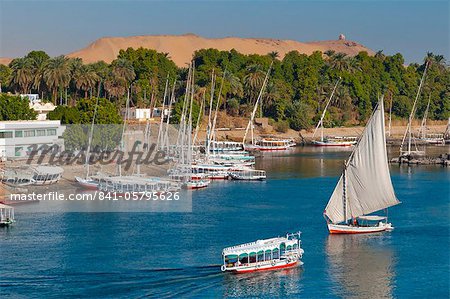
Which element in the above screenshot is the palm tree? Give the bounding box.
[111,58,135,87]
[329,53,349,72]
[43,55,71,104]
[29,54,50,98]
[324,50,336,58]
[244,64,265,103]
[73,65,100,98]
[9,57,33,93]
[268,51,279,60]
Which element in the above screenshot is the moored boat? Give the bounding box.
[312,136,357,147]
[0,203,15,226]
[323,97,400,234]
[229,168,266,181]
[245,137,296,151]
[74,176,101,190]
[182,179,210,189]
[221,232,304,273]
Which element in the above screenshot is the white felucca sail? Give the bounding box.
[324,98,400,224]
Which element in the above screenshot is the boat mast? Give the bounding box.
[192,90,205,146]
[342,160,348,225]
[388,94,393,137]
[206,70,216,159]
[243,62,273,146]
[419,93,431,139]
[210,67,227,150]
[400,61,429,155]
[156,75,170,150]
[312,77,341,142]
[85,96,100,179]
[118,87,131,176]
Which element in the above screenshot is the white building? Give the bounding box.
[20,94,56,120]
[121,107,172,121]
[30,102,57,120]
[0,120,65,159]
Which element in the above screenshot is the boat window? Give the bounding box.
[293,244,298,249]
[249,252,257,263]
[272,248,279,259]
[264,250,271,260]
[238,253,248,264]
[257,250,264,262]
[287,245,292,251]
[15,130,23,138]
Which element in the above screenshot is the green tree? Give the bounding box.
[0,94,37,120]
[43,55,72,104]
[9,57,33,93]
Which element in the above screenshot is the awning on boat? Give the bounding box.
[358,215,387,221]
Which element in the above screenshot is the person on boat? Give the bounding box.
[352,217,358,227]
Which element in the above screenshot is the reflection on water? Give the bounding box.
[326,235,396,299]
[256,145,450,179]
[223,266,303,297]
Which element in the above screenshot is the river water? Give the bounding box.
[1,145,449,298]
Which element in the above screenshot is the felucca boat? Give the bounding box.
[324,97,400,234]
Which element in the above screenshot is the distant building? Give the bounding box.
[121,107,172,121]
[20,94,40,104]
[30,102,56,120]
[339,34,346,40]
[20,94,56,120]
[0,120,65,159]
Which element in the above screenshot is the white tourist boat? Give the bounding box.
[312,78,357,147]
[182,179,211,190]
[1,165,62,186]
[245,137,296,151]
[312,136,358,147]
[191,164,230,180]
[229,168,266,181]
[221,232,304,273]
[32,166,63,185]
[0,203,15,226]
[324,97,400,234]
[98,176,179,194]
[209,140,244,152]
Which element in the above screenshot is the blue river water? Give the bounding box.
[1,146,449,298]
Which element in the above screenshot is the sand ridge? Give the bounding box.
[65,34,373,66]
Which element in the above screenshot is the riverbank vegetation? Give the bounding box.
[0,48,448,129]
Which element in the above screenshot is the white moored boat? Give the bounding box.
[312,136,357,147]
[229,168,266,181]
[311,78,358,147]
[182,179,210,190]
[324,97,400,234]
[221,232,304,273]
[0,203,15,227]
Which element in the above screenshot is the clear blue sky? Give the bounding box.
[0,0,448,63]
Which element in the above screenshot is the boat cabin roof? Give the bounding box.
[222,236,297,256]
[0,203,13,210]
[358,215,386,221]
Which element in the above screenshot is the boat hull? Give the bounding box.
[327,223,393,234]
[74,177,99,190]
[227,260,301,274]
[312,140,356,147]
